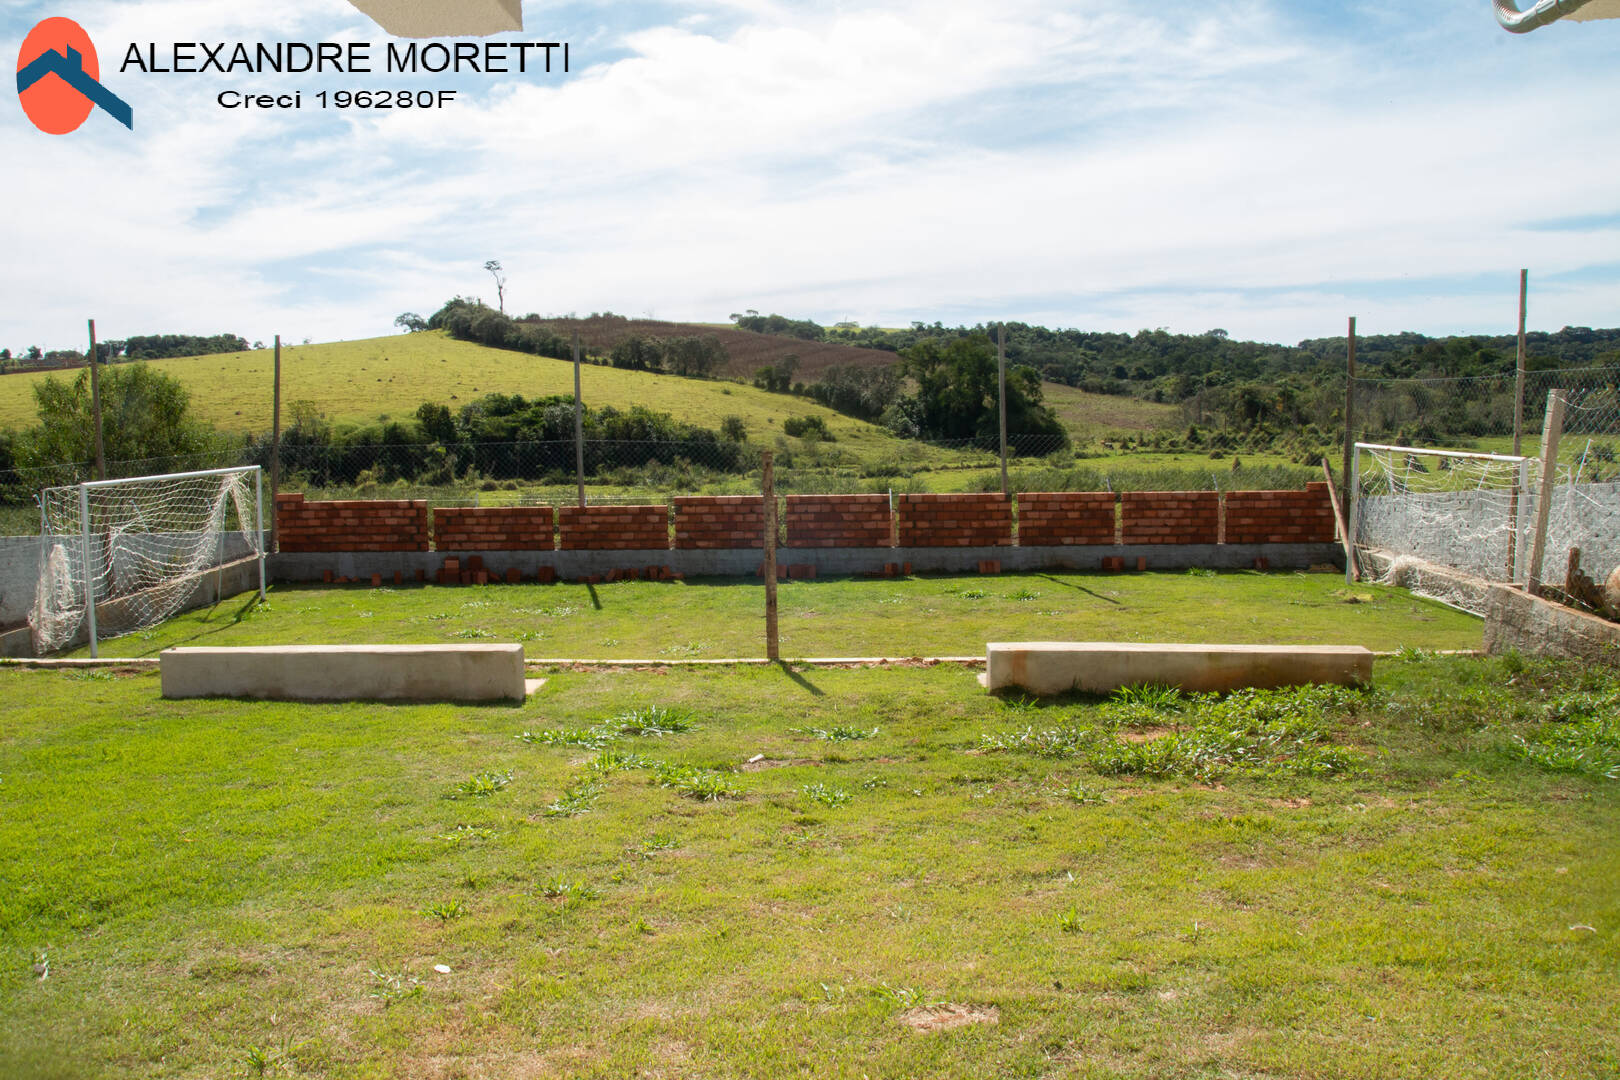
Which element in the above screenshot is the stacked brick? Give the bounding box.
[275,493,428,552]
[557,505,671,550]
[1224,483,1336,544]
[1120,491,1219,545]
[896,493,1012,547]
[1016,492,1117,546]
[785,494,893,548]
[673,496,765,549]
[433,506,556,551]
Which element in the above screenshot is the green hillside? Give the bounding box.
[0,331,1178,446]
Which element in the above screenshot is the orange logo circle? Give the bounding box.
[17,17,101,134]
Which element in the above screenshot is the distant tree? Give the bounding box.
[483,260,507,314]
[394,312,428,333]
[720,415,747,442]
[415,402,458,444]
[21,363,211,468]
[25,346,42,361]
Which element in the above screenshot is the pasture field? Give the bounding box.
[70,571,1483,661]
[0,332,1181,449]
[0,653,1616,1079]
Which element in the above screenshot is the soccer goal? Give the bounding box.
[30,466,266,657]
[1350,442,1533,613]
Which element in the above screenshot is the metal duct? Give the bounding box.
[1494,0,1620,32]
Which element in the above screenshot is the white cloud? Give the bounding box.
[1,0,1617,353]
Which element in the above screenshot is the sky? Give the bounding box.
[2,0,1618,352]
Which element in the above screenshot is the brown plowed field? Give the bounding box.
[525,316,893,381]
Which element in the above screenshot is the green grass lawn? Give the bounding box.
[74,571,1483,660]
[1,653,1616,1078]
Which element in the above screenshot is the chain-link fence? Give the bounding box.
[1350,369,1620,613]
[1,433,1332,537]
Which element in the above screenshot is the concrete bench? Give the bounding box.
[983,642,1373,696]
[160,644,527,703]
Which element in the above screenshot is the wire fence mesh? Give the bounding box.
[1350,370,1620,614]
[0,434,1332,536]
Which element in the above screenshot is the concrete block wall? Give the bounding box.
[785,494,893,548]
[1017,492,1118,546]
[276,493,428,552]
[1121,491,1219,545]
[673,496,764,549]
[1224,483,1335,544]
[557,505,671,550]
[434,506,555,551]
[897,493,1012,548]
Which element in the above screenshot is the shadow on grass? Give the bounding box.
[1035,574,1123,605]
[774,660,826,697]
[130,594,265,657]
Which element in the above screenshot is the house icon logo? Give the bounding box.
[16,17,133,134]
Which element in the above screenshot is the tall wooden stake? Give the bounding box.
[1526,390,1566,597]
[573,332,585,507]
[997,323,1009,498]
[1341,316,1356,533]
[271,334,282,552]
[88,319,105,481]
[762,450,779,661]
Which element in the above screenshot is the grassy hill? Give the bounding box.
[0,330,1182,446]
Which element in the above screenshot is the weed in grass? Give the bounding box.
[640,832,679,854]
[1057,905,1084,934]
[368,968,424,1006]
[795,725,879,742]
[860,775,890,790]
[544,780,603,817]
[979,724,1106,758]
[516,726,618,750]
[31,951,49,980]
[435,824,497,846]
[802,782,853,808]
[588,749,657,773]
[653,763,741,801]
[658,642,710,657]
[421,899,467,923]
[957,589,988,601]
[1185,567,1216,578]
[1007,587,1041,601]
[539,877,599,903]
[426,612,454,621]
[1053,780,1108,804]
[613,705,697,736]
[872,982,923,1007]
[453,627,494,639]
[632,917,653,935]
[1111,683,1184,711]
[1394,645,1433,663]
[445,770,512,800]
[245,1044,276,1077]
[1513,717,1620,780]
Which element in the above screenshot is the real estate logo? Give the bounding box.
[16,17,133,133]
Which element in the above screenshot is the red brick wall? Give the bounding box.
[673,496,765,549]
[785,494,893,548]
[1224,483,1336,544]
[557,505,670,550]
[275,493,428,552]
[1016,492,1117,546]
[433,506,555,551]
[896,493,1012,548]
[1121,491,1219,545]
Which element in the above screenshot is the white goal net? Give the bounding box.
[30,467,265,656]
[1351,443,1533,613]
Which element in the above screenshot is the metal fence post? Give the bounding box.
[78,483,98,658]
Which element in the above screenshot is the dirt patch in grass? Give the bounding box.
[899,1003,1000,1033]
[739,757,822,772]
[1120,727,1178,744]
